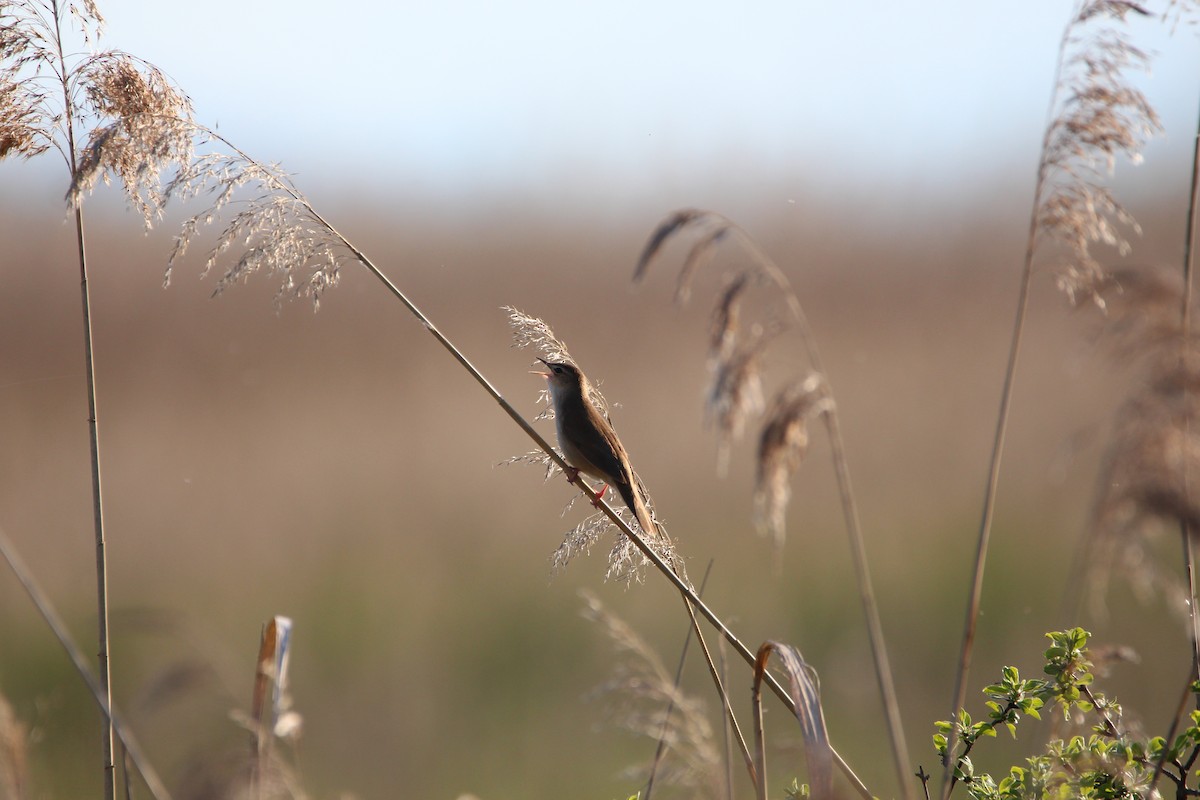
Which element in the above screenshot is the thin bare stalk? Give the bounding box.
[646,561,717,799]
[940,18,1073,799]
[48,1,115,795]
[719,637,735,800]
[678,590,757,791]
[0,528,170,800]
[752,677,768,800]
[1178,76,1200,686]
[941,222,1037,800]
[784,269,910,800]
[1151,662,1198,788]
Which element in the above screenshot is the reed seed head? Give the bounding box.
[1037,0,1162,305]
[67,53,195,225]
[580,590,721,796]
[754,374,829,549]
[1086,267,1200,608]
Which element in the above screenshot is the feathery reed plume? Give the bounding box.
[1082,268,1200,609]
[754,374,831,551]
[161,145,350,308]
[635,210,813,539]
[552,503,679,584]
[581,590,722,798]
[943,4,1163,796]
[709,271,752,363]
[1039,1,1161,307]
[1,0,92,161]
[54,55,349,311]
[0,691,28,800]
[634,209,911,798]
[504,305,611,419]
[505,305,574,365]
[66,53,194,221]
[0,77,48,159]
[707,327,769,476]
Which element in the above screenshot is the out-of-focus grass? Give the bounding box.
[0,170,1191,797]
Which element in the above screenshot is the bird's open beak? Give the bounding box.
[530,357,550,378]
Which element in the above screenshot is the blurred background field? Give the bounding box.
[2,2,1200,798]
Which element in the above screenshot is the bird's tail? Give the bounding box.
[618,473,657,538]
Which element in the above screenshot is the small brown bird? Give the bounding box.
[536,358,656,536]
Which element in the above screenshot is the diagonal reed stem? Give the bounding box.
[0,528,170,800]
[677,588,757,792]
[317,215,873,799]
[940,14,1074,797]
[157,126,871,798]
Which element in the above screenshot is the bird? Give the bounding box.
[535,358,657,537]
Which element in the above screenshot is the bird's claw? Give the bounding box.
[592,484,609,507]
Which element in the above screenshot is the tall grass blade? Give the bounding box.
[751,641,832,800]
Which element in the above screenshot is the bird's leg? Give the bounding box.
[562,465,608,507]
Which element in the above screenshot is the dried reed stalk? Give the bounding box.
[942,2,1162,796]
[644,560,716,800]
[1174,40,1200,683]
[635,209,911,799]
[0,2,198,793]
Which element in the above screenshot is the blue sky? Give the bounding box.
[19,1,1200,207]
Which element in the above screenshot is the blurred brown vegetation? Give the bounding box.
[0,164,1193,798]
